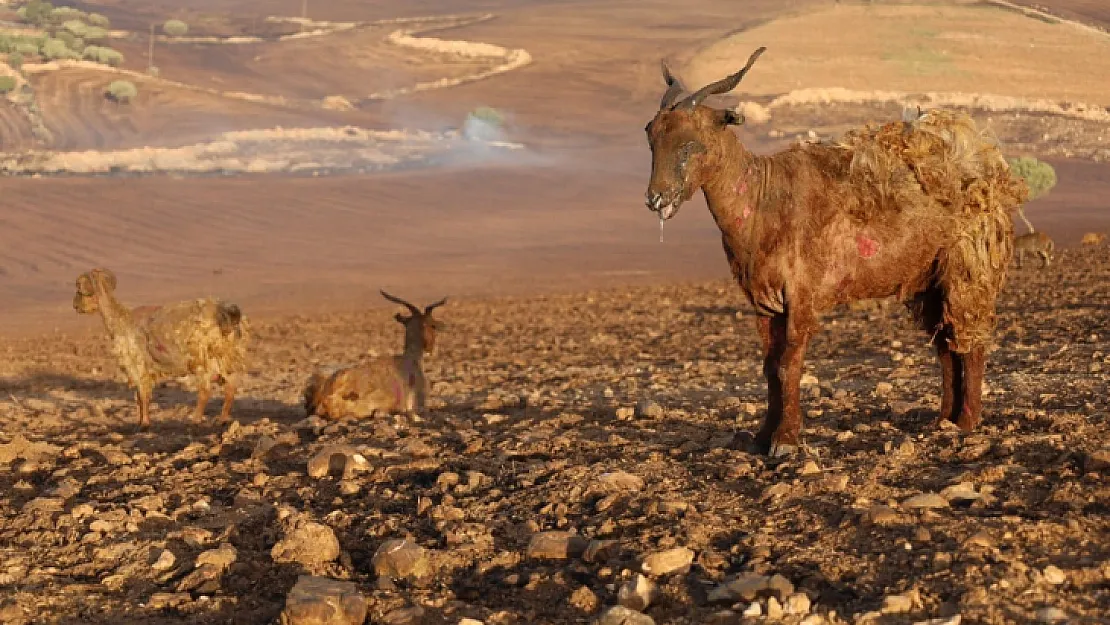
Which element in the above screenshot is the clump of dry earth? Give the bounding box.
[0,248,1107,625]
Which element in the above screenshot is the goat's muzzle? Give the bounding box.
[645,190,681,220]
[73,293,97,314]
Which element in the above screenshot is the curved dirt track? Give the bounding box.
[0,102,34,150]
[25,66,363,150]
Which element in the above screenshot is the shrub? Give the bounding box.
[106,79,137,103]
[62,20,88,37]
[0,76,16,94]
[162,19,188,36]
[16,42,41,57]
[83,26,107,42]
[40,37,77,60]
[83,45,122,66]
[20,0,54,26]
[8,51,23,70]
[51,7,86,23]
[87,13,110,29]
[1007,156,1057,200]
[468,106,505,126]
[55,30,77,48]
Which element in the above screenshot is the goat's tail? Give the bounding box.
[1016,205,1036,234]
[215,303,245,337]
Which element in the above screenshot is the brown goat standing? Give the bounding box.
[303,291,446,420]
[73,268,250,429]
[1014,231,1055,268]
[644,48,1029,456]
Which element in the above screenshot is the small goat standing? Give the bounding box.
[644,48,1029,456]
[303,291,446,420]
[73,268,250,429]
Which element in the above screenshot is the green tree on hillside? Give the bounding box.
[0,76,16,94]
[162,19,188,36]
[87,13,111,29]
[106,79,137,103]
[19,0,54,27]
[41,37,78,60]
[1007,156,1057,200]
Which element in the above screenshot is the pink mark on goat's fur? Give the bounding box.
[734,204,754,229]
[394,380,405,405]
[856,233,880,259]
[734,178,748,195]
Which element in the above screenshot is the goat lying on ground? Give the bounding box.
[1014,232,1055,268]
[303,291,446,420]
[73,268,250,430]
[644,47,1029,456]
[1082,232,1106,246]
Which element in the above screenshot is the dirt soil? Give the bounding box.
[0,247,1107,625]
[1,0,1109,623]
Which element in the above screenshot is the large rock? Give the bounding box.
[272,516,341,567]
[372,539,431,580]
[595,606,655,625]
[640,547,693,576]
[308,445,371,480]
[280,575,367,625]
[527,532,588,560]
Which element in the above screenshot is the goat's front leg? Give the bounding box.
[1041,251,1051,268]
[754,314,788,454]
[768,315,815,456]
[218,374,238,424]
[192,376,211,423]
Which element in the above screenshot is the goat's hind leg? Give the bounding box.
[955,345,986,431]
[913,287,963,427]
[135,380,153,431]
[218,374,238,424]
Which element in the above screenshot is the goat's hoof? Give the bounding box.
[740,432,770,455]
[768,442,798,459]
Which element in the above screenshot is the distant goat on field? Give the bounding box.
[303,291,446,420]
[643,48,1029,456]
[1081,232,1106,246]
[73,268,250,430]
[1014,232,1055,268]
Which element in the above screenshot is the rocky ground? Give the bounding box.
[0,247,1107,625]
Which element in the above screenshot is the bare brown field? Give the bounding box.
[0,248,1107,625]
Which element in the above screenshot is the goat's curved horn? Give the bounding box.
[380,290,420,315]
[659,60,686,110]
[424,297,448,315]
[678,46,766,110]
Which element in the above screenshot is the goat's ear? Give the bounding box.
[715,109,745,127]
[91,268,117,292]
[394,312,408,324]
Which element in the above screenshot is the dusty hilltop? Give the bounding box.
[0,247,1106,625]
